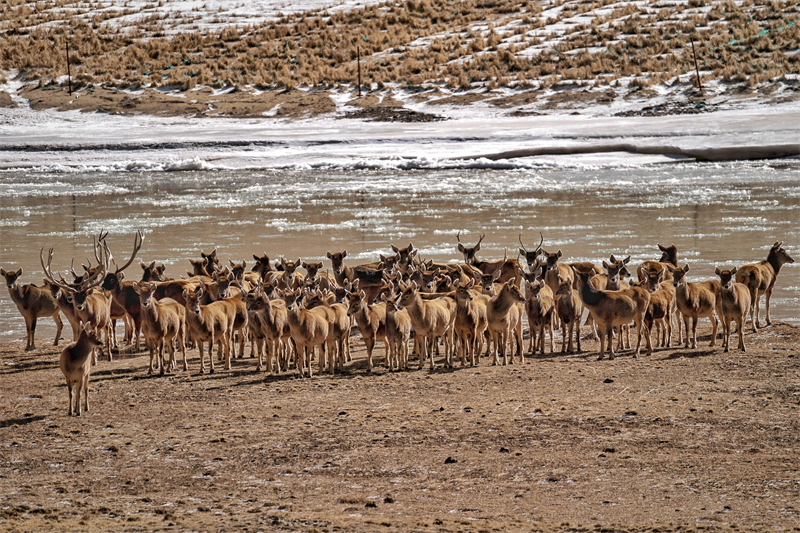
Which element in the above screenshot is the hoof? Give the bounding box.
[210,368,215,374]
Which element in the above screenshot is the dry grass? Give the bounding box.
[1,0,799,92]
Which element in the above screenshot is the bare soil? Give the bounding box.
[0,91,16,108]
[2,322,799,532]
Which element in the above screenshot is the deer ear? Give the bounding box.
[602,260,610,269]
[658,243,667,251]
[17,268,24,276]
[657,269,665,281]
[519,248,526,257]
[254,254,260,261]
[342,250,347,258]
[132,282,141,294]
[84,322,93,333]
[380,293,388,302]
[474,242,481,252]
[492,269,501,280]
[457,243,466,253]
[197,285,205,296]
[623,255,631,264]
[391,244,399,253]
[774,241,783,249]
[359,290,366,299]
[229,259,235,267]
[295,259,301,267]
[730,266,738,275]
[609,254,617,263]
[141,262,147,270]
[714,266,722,275]
[55,289,62,300]
[683,264,690,273]
[182,289,189,298]
[556,250,562,258]
[411,280,418,291]
[666,264,675,273]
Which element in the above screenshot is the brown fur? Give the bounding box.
[715,267,752,353]
[2,267,63,350]
[59,324,104,416]
[735,241,794,331]
[668,264,720,350]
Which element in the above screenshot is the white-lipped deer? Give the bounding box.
[667,264,720,349]
[735,241,794,331]
[132,281,187,375]
[715,267,751,353]
[1,267,63,350]
[457,232,522,287]
[60,323,104,416]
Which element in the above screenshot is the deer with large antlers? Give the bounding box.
[1,267,63,350]
[457,232,522,287]
[735,241,795,331]
[101,230,145,351]
[518,233,544,272]
[60,323,105,417]
[41,236,113,363]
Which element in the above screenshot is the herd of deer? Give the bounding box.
[1,231,795,416]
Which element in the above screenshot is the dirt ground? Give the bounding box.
[1,321,799,533]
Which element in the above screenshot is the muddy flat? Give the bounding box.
[1,322,799,532]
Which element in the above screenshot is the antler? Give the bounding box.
[114,230,144,274]
[535,231,544,254]
[477,232,486,246]
[40,247,76,293]
[456,231,462,244]
[77,237,110,292]
[518,234,528,254]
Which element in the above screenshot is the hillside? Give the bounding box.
[1,0,799,118]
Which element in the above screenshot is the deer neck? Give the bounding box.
[490,289,516,315]
[69,332,96,366]
[142,298,160,322]
[767,250,784,275]
[6,282,25,305]
[578,279,603,306]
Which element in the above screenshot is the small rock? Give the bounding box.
[444,456,457,464]
[603,378,614,383]
[499,447,510,453]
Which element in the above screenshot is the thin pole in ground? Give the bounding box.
[357,46,362,97]
[690,34,703,91]
[66,38,72,95]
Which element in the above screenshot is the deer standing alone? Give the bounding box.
[60,323,104,416]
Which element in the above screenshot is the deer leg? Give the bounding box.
[597,326,606,361]
[607,324,615,360]
[75,378,83,417]
[51,312,63,346]
[24,315,34,351]
[764,286,774,326]
[66,380,74,416]
[430,335,437,371]
[159,340,166,375]
[366,337,375,371]
[574,319,581,353]
[82,373,89,414]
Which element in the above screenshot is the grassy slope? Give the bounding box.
[1,0,799,114]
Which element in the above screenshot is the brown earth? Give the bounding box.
[541,87,617,110]
[2,321,799,532]
[19,84,338,120]
[0,91,16,108]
